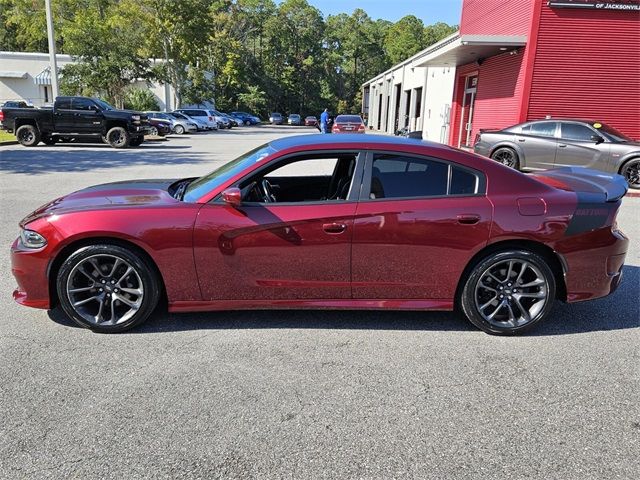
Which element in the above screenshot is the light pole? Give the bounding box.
[45,0,59,98]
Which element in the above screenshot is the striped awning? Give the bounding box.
[34,67,52,85]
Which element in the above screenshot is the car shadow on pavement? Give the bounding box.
[0,144,209,174]
[47,265,639,336]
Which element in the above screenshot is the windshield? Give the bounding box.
[183,144,277,202]
[336,115,363,123]
[594,122,632,142]
[94,99,114,110]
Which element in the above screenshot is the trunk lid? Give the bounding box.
[531,167,628,202]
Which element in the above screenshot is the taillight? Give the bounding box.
[332,125,339,133]
[474,133,480,145]
[358,124,365,132]
[0,111,4,121]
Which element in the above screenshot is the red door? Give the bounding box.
[193,202,356,301]
[351,153,492,300]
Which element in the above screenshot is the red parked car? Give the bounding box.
[332,114,365,133]
[304,116,318,127]
[11,135,628,334]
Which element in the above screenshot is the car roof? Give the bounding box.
[269,133,446,151]
[527,118,600,124]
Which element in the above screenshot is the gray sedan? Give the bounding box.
[146,111,198,135]
[474,119,640,189]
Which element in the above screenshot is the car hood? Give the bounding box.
[21,179,180,226]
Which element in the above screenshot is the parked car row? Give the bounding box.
[0,96,265,148]
[473,118,640,189]
[268,112,322,127]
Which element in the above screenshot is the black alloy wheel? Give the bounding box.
[16,124,41,147]
[106,127,130,148]
[460,250,556,335]
[56,244,160,333]
[491,147,520,169]
[621,159,640,189]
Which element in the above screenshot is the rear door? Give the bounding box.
[554,121,609,170]
[351,152,492,301]
[52,97,75,132]
[517,121,559,170]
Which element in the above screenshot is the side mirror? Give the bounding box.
[591,134,604,144]
[222,187,242,207]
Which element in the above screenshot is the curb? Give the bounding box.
[0,140,18,146]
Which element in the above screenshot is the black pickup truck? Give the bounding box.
[0,96,151,148]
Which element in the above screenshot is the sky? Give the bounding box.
[275,0,464,25]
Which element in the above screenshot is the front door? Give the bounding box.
[554,122,608,169]
[193,153,362,301]
[457,75,477,149]
[351,152,492,300]
[52,97,75,133]
[71,98,103,133]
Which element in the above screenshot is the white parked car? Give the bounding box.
[174,108,219,130]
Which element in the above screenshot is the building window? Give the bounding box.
[414,87,423,118]
[43,86,49,103]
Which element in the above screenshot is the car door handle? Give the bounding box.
[558,143,567,148]
[518,138,526,142]
[457,214,480,225]
[323,223,347,234]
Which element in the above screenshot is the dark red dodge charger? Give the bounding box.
[11,135,629,334]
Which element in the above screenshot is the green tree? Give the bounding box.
[424,22,458,47]
[237,85,267,113]
[123,87,159,111]
[384,15,426,65]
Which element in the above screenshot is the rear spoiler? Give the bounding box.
[533,167,628,202]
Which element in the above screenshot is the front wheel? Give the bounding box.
[56,244,160,333]
[106,127,130,148]
[491,147,520,169]
[460,250,556,335]
[16,124,41,147]
[620,158,640,189]
[149,126,159,136]
[174,125,185,135]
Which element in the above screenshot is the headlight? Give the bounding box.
[20,229,47,249]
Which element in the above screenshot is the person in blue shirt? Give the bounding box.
[320,108,329,134]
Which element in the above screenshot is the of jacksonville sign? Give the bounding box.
[548,0,640,10]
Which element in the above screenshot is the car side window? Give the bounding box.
[72,98,94,110]
[528,122,557,138]
[560,123,595,142]
[370,155,448,199]
[240,154,358,203]
[56,98,72,110]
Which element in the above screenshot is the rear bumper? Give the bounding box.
[561,228,629,303]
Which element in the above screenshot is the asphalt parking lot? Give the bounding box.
[0,126,638,479]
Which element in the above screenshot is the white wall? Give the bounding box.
[0,51,174,110]
[364,61,455,144]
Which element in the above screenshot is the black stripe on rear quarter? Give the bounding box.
[565,192,616,236]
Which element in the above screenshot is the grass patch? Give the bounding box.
[0,129,16,143]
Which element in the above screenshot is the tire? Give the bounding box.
[620,158,640,189]
[491,147,520,169]
[460,249,556,335]
[41,135,57,146]
[174,124,185,135]
[106,126,130,148]
[16,124,41,147]
[56,244,161,333]
[149,126,159,136]
[244,120,250,126]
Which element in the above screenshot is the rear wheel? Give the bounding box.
[491,147,520,169]
[244,120,250,126]
[460,250,556,335]
[620,158,640,189]
[106,127,130,148]
[16,124,41,147]
[56,244,160,333]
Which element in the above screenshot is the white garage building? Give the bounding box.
[362,33,457,143]
[0,51,174,110]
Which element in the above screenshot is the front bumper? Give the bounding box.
[11,236,52,309]
[130,124,153,135]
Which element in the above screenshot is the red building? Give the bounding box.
[448,0,640,148]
